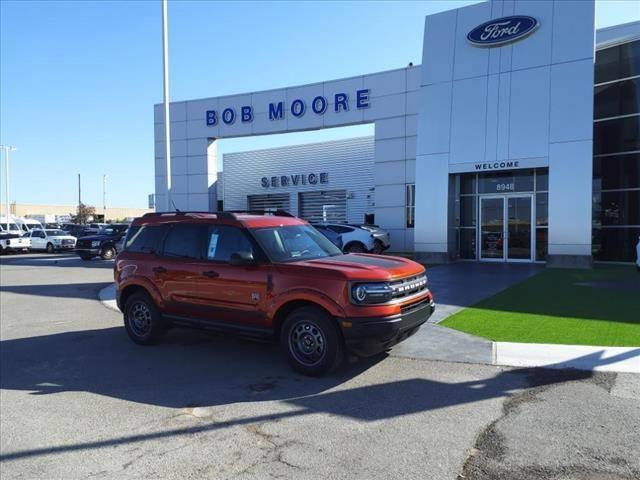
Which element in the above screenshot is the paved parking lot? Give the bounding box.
[1,253,639,479]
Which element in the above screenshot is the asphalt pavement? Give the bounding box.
[1,253,638,479]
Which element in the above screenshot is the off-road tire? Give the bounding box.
[344,242,366,254]
[123,291,166,345]
[101,245,116,260]
[280,306,344,376]
[46,243,55,254]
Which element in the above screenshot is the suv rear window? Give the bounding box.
[125,225,166,253]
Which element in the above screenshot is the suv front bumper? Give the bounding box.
[341,298,435,356]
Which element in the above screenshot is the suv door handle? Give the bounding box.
[152,266,167,274]
[202,270,219,278]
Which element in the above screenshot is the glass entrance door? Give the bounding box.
[480,197,505,260]
[480,196,533,261]
[507,196,532,261]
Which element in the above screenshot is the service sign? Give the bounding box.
[467,15,538,47]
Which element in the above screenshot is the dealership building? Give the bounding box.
[154,0,639,265]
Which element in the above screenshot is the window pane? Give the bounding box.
[478,170,534,193]
[329,225,354,234]
[593,153,640,191]
[163,224,204,259]
[460,174,476,194]
[126,225,165,253]
[460,196,476,227]
[406,184,415,207]
[536,168,548,191]
[406,207,415,228]
[594,78,640,119]
[536,193,548,226]
[592,227,640,262]
[536,228,548,261]
[595,40,640,84]
[207,225,254,262]
[593,191,640,226]
[458,228,476,259]
[593,115,640,155]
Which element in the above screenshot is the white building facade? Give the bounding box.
[155,0,640,265]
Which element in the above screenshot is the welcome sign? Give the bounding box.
[467,15,539,47]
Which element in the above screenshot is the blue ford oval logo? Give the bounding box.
[467,15,539,47]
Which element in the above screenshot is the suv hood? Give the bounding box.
[283,254,425,281]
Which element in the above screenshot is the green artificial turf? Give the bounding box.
[441,266,640,347]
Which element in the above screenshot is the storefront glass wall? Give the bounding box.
[454,168,548,261]
[592,39,640,262]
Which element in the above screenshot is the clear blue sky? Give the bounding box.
[1,0,638,208]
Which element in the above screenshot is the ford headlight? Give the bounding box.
[91,240,101,247]
[351,282,394,305]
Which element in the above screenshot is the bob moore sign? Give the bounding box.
[467,16,539,47]
[206,89,370,127]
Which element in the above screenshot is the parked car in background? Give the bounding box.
[313,223,391,254]
[75,223,129,260]
[115,211,434,376]
[29,229,77,253]
[15,217,44,235]
[0,232,31,254]
[61,224,93,238]
[44,223,61,229]
[0,218,23,236]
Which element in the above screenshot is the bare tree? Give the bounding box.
[73,203,96,225]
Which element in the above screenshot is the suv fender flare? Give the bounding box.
[269,289,347,321]
[118,278,165,311]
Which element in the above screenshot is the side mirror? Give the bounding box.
[335,234,344,250]
[229,251,255,266]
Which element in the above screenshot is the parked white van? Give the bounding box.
[15,217,44,234]
[0,217,22,235]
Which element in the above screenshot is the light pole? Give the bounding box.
[103,174,107,222]
[0,145,17,231]
[162,0,172,210]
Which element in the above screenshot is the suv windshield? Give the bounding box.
[252,225,342,263]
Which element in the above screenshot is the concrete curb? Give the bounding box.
[98,284,120,313]
[493,342,640,373]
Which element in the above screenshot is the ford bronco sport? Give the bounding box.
[115,211,435,375]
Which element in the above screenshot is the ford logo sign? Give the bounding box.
[467,15,539,47]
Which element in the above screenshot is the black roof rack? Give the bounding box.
[142,210,296,220]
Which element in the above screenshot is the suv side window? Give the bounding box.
[125,225,166,253]
[206,225,254,262]
[162,223,205,259]
[329,225,353,234]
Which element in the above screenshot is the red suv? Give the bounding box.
[115,211,435,375]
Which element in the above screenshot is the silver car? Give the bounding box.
[313,223,391,254]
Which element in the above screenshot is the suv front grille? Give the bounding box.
[390,274,428,299]
[76,240,90,248]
